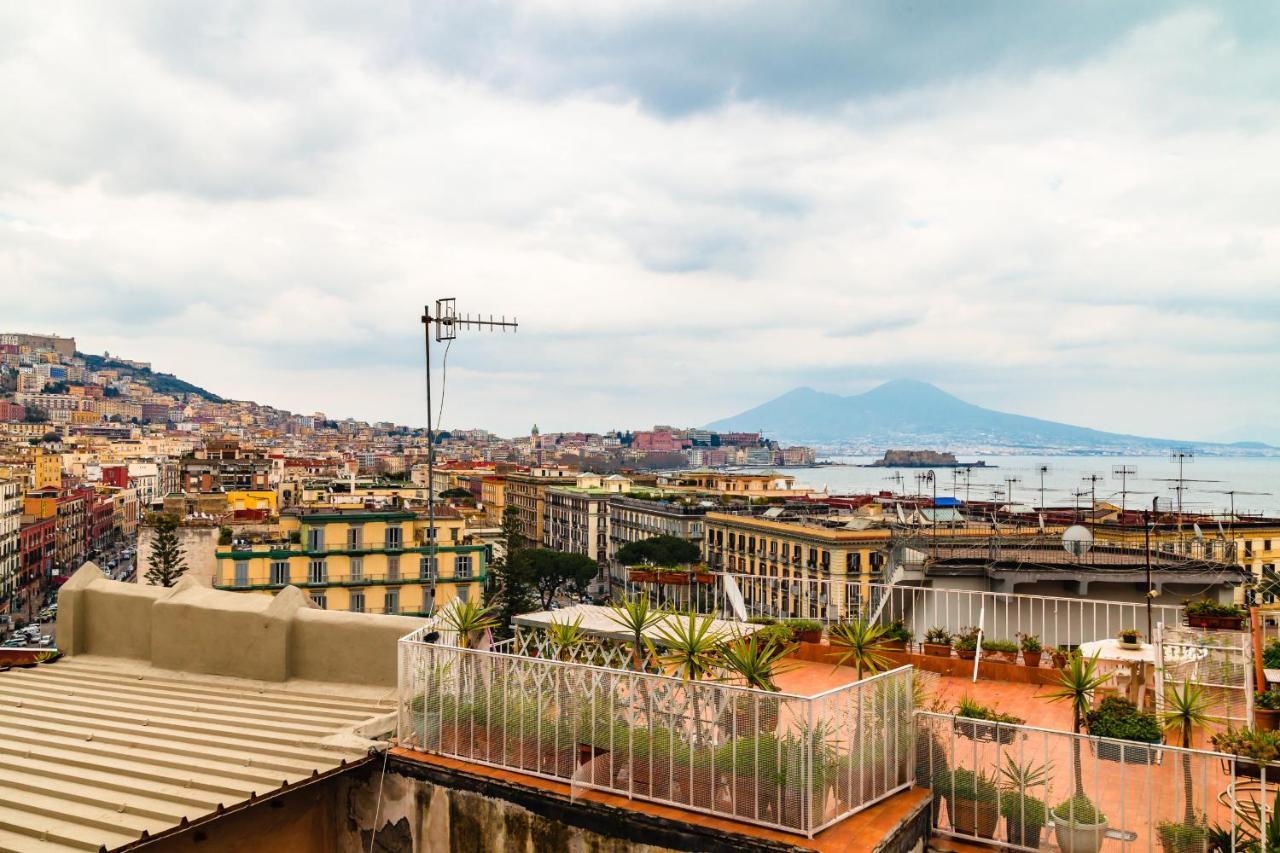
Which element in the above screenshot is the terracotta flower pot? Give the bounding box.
[955,649,977,661]
[1256,707,1280,731]
[949,795,999,838]
[1022,650,1044,667]
[923,642,952,657]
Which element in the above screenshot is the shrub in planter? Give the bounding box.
[1002,791,1048,849]
[922,627,953,657]
[934,768,999,838]
[785,618,823,643]
[1157,818,1209,853]
[751,623,795,647]
[1264,638,1280,670]
[1052,794,1107,853]
[952,627,980,660]
[1258,689,1280,731]
[1051,645,1073,668]
[1117,628,1143,648]
[881,619,912,651]
[981,638,1019,662]
[953,695,1025,745]
[1184,598,1246,630]
[1019,633,1044,667]
[1211,727,1280,780]
[1085,696,1163,764]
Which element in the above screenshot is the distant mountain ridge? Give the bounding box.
[706,380,1272,452]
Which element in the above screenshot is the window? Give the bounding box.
[385,526,403,550]
[387,555,400,581]
[347,526,363,550]
[454,555,473,578]
[349,591,365,613]
[455,585,470,604]
[349,556,363,581]
[311,593,327,609]
[384,588,400,614]
[419,556,437,579]
[306,527,324,551]
[234,560,248,587]
[308,559,327,584]
[421,585,436,612]
[270,561,290,585]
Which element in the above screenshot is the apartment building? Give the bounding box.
[655,471,811,499]
[214,506,486,615]
[0,476,22,606]
[543,474,631,565]
[504,467,578,546]
[702,511,891,620]
[606,493,708,584]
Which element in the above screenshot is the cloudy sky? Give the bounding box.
[2,2,1277,441]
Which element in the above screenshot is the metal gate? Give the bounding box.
[1154,624,1252,727]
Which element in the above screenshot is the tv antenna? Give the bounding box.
[1212,489,1273,540]
[1003,476,1023,510]
[421,298,518,550]
[1035,464,1052,511]
[1111,465,1138,518]
[1070,488,1092,525]
[885,471,905,495]
[952,466,974,504]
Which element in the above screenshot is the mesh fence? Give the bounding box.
[1156,626,1253,729]
[917,711,1273,853]
[398,629,914,836]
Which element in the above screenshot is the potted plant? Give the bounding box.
[1052,794,1107,853]
[934,768,1000,838]
[717,634,795,735]
[1085,696,1162,764]
[881,619,912,651]
[1257,689,1280,731]
[953,626,980,660]
[981,638,1019,663]
[1117,628,1142,649]
[1157,819,1209,853]
[658,569,691,585]
[628,568,656,583]
[1019,634,1044,667]
[1210,727,1280,781]
[785,618,823,644]
[1264,638,1280,670]
[1184,598,1246,631]
[999,756,1051,849]
[1158,680,1217,853]
[828,618,892,679]
[1051,645,1072,668]
[922,627,952,657]
[953,694,1024,745]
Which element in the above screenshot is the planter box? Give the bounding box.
[955,649,977,661]
[1188,614,1245,631]
[882,639,908,652]
[954,717,1019,745]
[795,629,822,643]
[1091,738,1161,765]
[948,795,999,838]
[693,573,715,584]
[628,570,656,583]
[1226,758,1280,782]
[923,642,952,658]
[658,573,691,585]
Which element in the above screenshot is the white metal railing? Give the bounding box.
[397,632,914,836]
[630,573,1187,651]
[917,710,1267,853]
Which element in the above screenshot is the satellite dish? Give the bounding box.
[1062,525,1093,558]
[1193,523,1205,541]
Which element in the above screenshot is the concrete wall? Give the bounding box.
[136,523,219,587]
[56,563,426,686]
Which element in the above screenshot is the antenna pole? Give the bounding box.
[1145,501,1154,640]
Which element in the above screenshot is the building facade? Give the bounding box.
[606,494,707,585]
[0,476,22,608]
[213,507,486,615]
[543,475,631,565]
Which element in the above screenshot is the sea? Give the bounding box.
[773,454,1280,518]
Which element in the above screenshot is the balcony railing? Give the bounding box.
[398,628,914,836]
[215,571,461,590]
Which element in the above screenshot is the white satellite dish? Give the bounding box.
[1062,525,1094,558]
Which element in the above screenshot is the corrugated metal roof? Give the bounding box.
[0,657,391,852]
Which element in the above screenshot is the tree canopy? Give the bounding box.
[145,513,189,588]
[615,535,701,567]
[512,548,598,609]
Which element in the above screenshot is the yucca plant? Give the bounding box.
[439,599,498,649]
[718,633,796,691]
[544,615,588,662]
[1044,652,1110,795]
[605,595,664,672]
[651,610,724,681]
[828,618,892,680]
[1161,679,1218,827]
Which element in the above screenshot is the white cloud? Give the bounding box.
[0,3,1275,440]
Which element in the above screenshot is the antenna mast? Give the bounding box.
[421,298,518,567]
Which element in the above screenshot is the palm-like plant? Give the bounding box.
[651,610,725,681]
[545,615,588,662]
[606,596,664,672]
[1044,652,1110,795]
[1161,679,1218,826]
[718,633,796,691]
[439,599,498,649]
[828,618,892,680]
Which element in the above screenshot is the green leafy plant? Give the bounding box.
[1183,598,1245,618]
[751,623,796,646]
[828,618,892,680]
[1264,639,1280,670]
[1118,628,1142,643]
[746,615,777,625]
[651,610,724,681]
[1019,633,1043,654]
[1258,690,1280,711]
[605,596,664,672]
[438,599,498,649]
[543,615,587,661]
[981,638,1019,654]
[999,755,1051,826]
[933,767,999,802]
[924,626,952,645]
[952,626,981,652]
[1001,790,1048,826]
[1210,727,1280,764]
[1157,817,1209,853]
[955,694,1025,725]
[1045,652,1111,795]
[718,633,796,691]
[784,618,823,635]
[883,619,912,642]
[1053,793,1105,826]
[1085,696,1162,743]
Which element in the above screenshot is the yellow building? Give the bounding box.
[702,512,892,620]
[225,489,278,516]
[656,471,811,499]
[481,476,506,525]
[33,450,61,490]
[504,468,579,546]
[214,507,486,615]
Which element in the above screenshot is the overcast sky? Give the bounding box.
[2,2,1277,441]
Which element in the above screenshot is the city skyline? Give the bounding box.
[3,3,1278,439]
